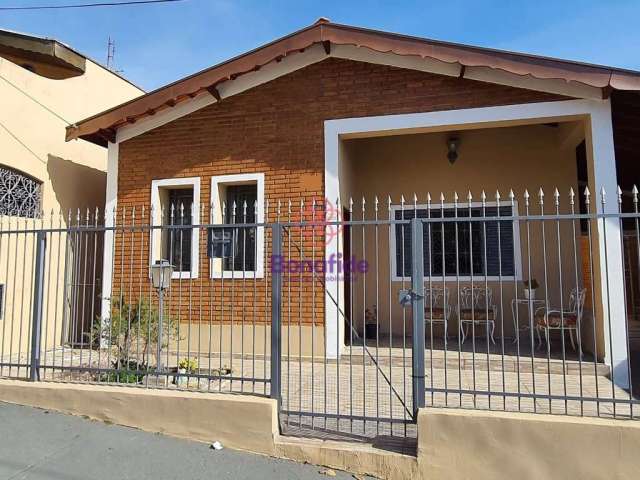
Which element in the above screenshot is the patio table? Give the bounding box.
[510,298,545,344]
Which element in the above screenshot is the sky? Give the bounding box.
[1,0,640,92]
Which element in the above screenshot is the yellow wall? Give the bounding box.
[0,54,142,359]
[340,123,587,343]
[0,55,142,210]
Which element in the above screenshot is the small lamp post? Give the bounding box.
[150,259,173,372]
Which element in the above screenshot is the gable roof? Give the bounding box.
[66,18,640,146]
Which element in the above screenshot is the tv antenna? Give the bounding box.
[106,36,123,73]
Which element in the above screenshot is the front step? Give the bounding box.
[280,419,417,455]
[342,350,610,376]
[275,433,418,479]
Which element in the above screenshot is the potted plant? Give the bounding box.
[364,305,378,339]
[178,358,198,375]
[176,358,198,386]
[523,279,539,300]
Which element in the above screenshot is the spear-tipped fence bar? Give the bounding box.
[0,186,638,442]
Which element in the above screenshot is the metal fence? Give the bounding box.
[0,186,639,442]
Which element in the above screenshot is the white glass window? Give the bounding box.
[210,173,264,279]
[150,177,200,279]
[391,202,521,281]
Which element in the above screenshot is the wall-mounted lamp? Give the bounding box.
[447,136,460,165]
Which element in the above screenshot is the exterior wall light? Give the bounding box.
[151,259,173,291]
[447,136,460,164]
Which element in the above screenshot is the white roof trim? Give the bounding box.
[115,43,600,144]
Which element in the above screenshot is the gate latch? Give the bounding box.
[398,289,424,308]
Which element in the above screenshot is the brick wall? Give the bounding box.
[113,57,565,327]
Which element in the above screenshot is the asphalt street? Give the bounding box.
[0,402,355,480]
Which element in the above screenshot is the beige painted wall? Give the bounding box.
[0,380,279,456]
[168,324,325,359]
[418,407,640,480]
[0,54,142,359]
[340,123,589,343]
[0,56,142,190]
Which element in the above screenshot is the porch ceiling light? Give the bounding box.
[151,259,174,291]
[447,136,460,165]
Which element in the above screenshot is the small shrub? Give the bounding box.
[100,360,146,384]
[93,293,180,382]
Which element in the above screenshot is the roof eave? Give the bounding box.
[66,20,640,146]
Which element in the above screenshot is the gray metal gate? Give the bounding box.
[271,215,424,440]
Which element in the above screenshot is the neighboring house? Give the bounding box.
[66,19,640,386]
[0,29,143,358]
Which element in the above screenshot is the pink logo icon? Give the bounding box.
[301,197,343,248]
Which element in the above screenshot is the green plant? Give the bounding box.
[93,293,180,382]
[101,360,145,384]
[523,279,539,290]
[178,357,198,373]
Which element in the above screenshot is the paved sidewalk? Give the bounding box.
[0,402,354,480]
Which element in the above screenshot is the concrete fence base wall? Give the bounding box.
[1,381,638,479]
[418,408,640,480]
[0,380,279,456]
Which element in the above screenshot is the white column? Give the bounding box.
[587,101,629,388]
[100,141,118,347]
[324,123,343,359]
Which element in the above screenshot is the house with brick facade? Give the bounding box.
[65,19,640,389]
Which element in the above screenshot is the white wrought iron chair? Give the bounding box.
[424,287,451,344]
[534,288,586,356]
[458,286,497,345]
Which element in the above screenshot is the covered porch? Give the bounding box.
[325,99,636,390]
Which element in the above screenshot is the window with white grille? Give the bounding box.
[392,203,521,280]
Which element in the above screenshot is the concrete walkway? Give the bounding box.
[0,402,356,480]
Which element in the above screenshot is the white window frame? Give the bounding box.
[389,201,522,282]
[210,173,265,279]
[150,177,200,279]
